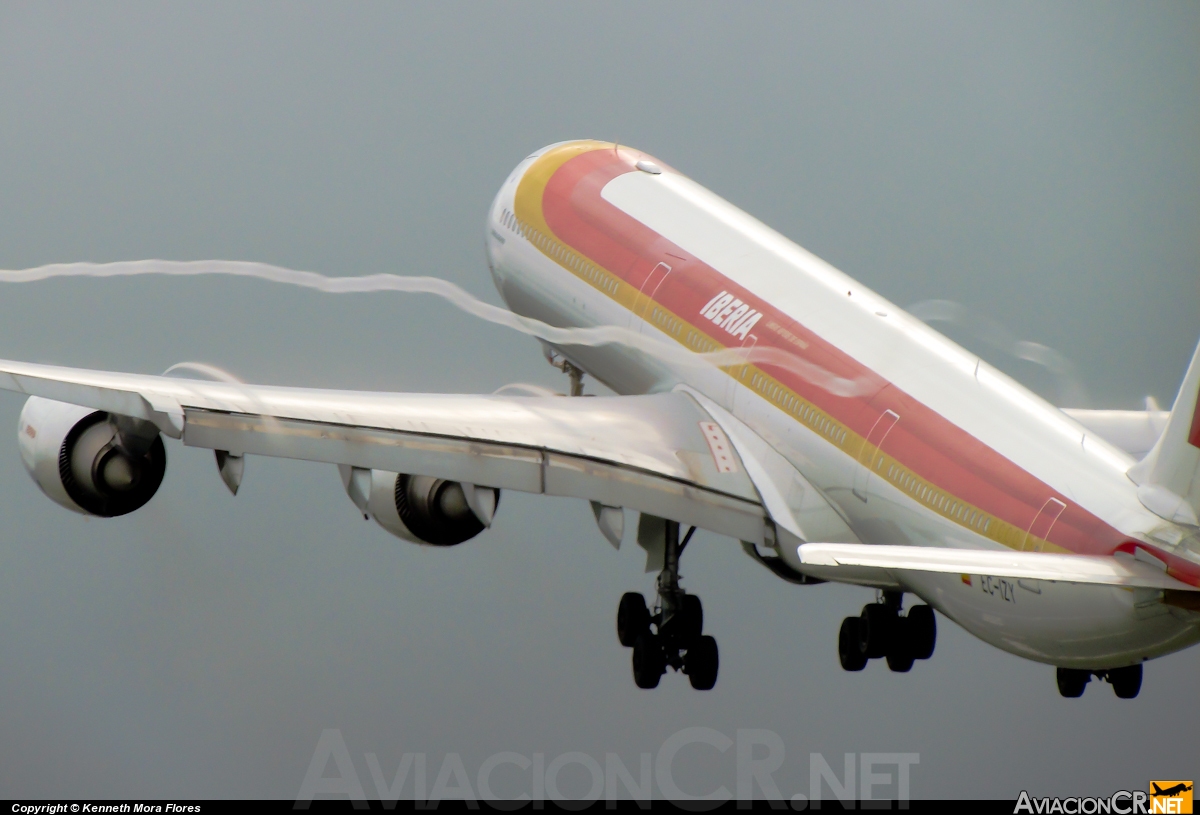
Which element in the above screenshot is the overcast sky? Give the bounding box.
[0,2,1197,801]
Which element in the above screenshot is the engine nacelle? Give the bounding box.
[18,396,167,517]
[340,465,499,546]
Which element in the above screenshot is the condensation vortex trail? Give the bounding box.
[0,260,875,397]
[907,298,1090,407]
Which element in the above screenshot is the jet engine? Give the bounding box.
[18,396,167,517]
[340,465,499,546]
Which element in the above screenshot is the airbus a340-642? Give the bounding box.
[3,141,1198,697]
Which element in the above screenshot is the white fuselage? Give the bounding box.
[483,141,1200,670]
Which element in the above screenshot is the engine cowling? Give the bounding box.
[18,396,167,517]
[340,465,499,546]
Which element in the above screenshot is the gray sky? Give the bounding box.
[0,1,1197,801]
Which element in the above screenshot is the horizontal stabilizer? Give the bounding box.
[797,543,1199,591]
[1061,408,1168,458]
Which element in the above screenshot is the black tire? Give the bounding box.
[838,617,868,672]
[685,635,719,690]
[1056,667,1089,698]
[1109,664,1142,699]
[885,617,915,673]
[667,594,704,645]
[632,634,664,689]
[617,592,650,648]
[907,605,937,660]
[859,604,893,659]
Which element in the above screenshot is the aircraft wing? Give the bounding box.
[798,543,1200,591]
[0,357,767,542]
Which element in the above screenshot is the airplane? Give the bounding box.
[1152,783,1193,798]
[1,140,1198,698]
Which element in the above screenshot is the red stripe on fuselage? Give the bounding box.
[538,149,1125,556]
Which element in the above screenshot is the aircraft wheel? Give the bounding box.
[617,592,650,647]
[1056,667,1089,698]
[675,594,704,645]
[907,605,937,660]
[632,634,665,689]
[685,635,719,690]
[1109,664,1142,699]
[885,617,915,672]
[661,593,703,645]
[859,603,893,659]
[838,617,868,671]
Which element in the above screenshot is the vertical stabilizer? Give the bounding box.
[1127,337,1200,526]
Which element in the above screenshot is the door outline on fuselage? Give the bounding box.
[633,262,672,327]
[1023,497,1067,552]
[853,409,900,502]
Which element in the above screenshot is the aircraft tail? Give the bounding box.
[1128,336,1200,525]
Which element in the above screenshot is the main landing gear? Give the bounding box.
[616,522,719,690]
[837,592,937,672]
[1056,664,1142,699]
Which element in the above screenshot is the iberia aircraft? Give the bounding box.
[3,141,1198,698]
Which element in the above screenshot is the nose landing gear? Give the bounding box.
[616,523,719,690]
[837,592,937,672]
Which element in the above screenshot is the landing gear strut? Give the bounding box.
[1056,664,1141,699]
[544,347,586,397]
[616,522,718,690]
[838,592,937,672]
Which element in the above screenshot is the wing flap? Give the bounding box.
[797,543,1199,591]
[182,409,547,491]
[542,452,764,541]
[183,408,765,540]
